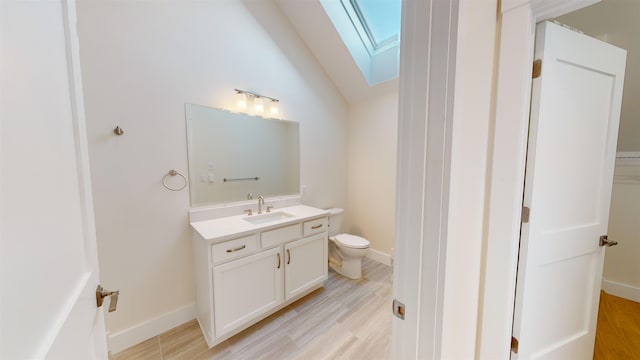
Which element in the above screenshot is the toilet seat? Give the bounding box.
[334,234,370,249]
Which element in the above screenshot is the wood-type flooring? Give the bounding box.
[111,263,639,360]
[111,257,392,360]
[593,291,640,360]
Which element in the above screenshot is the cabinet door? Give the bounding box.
[284,233,328,301]
[213,246,283,337]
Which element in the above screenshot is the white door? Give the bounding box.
[213,247,283,337]
[284,233,328,300]
[512,21,626,359]
[0,1,108,359]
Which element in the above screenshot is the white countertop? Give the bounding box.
[190,204,329,243]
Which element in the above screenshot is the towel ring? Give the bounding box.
[162,169,187,191]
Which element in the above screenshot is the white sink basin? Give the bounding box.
[243,211,295,225]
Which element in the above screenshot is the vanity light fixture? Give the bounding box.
[234,89,280,118]
[269,99,280,117]
[253,96,264,114]
[235,91,248,110]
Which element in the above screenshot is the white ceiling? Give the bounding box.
[275,0,399,104]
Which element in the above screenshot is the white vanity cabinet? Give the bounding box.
[190,206,329,348]
[284,233,327,300]
[212,246,283,337]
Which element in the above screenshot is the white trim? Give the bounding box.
[478,6,536,359]
[479,0,600,358]
[62,0,99,269]
[108,304,196,355]
[366,248,392,266]
[393,0,458,358]
[616,152,640,167]
[616,151,640,159]
[601,279,640,303]
[614,175,640,184]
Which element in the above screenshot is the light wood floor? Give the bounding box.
[111,264,639,360]
[593,291,640,360]
[111,257,392,360]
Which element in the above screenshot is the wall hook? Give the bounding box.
[113,126,124,135]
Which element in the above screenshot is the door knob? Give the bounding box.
[96,285,119,312]
[599,235,618,247]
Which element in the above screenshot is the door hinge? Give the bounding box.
[392,299,405,320]
[532,59,542,78]
[511,336,519,353]
[521,206,530,223]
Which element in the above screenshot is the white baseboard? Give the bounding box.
[366,248,392,266]
[108,303,196,355]
[601,279,640,303]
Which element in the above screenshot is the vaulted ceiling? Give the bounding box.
[275,0,399,104]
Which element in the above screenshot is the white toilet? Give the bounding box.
[327,208,370,279]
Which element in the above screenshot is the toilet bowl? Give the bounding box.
[327,208,370,279]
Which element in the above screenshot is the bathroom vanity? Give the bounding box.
[190,205,329,347]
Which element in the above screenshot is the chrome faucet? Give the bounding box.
[258,196,265,214]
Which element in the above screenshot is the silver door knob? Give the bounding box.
[599,235,618,247]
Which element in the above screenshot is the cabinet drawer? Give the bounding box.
[303,217,328,237]
[261,224,301,248]
[211,235,258,264]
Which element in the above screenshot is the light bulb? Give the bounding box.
[254,96,264,114]
[236,92,247,110]
[269,100,280,117]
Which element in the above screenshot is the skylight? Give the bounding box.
[321,0,401,86]
[352,0,402,48]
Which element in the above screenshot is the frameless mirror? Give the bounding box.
[185,104,300,206]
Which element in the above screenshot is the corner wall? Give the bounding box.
[602,157,640,302]
[76,1,348,352]
[347,89,399,263]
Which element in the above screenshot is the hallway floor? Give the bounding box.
[593,291,640,360]
[110,258,392,360]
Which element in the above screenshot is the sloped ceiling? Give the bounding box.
[275,0,398,104]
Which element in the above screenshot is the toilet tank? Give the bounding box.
[327,208,344,236]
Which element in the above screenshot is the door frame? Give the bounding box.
[478,0,601,358]
[393,0,459,358]
[394,0,604,358]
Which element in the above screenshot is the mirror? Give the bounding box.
[185,104,300,206]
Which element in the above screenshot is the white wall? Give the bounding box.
[347,89,399,261]
[76,0,348,351]
[602,158,640,301]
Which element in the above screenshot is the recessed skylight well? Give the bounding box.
[320,0,401,86]
[352,0,401,48]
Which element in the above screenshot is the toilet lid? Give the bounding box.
[334,234,370,249]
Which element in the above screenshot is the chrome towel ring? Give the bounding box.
[162,169,187,191]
